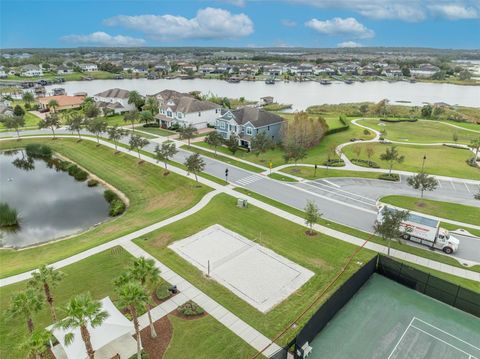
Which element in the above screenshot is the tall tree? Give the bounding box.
[128,91,145,111]
[56,293,109,359]
[47,99,59,113]
[154,142,177,170]
[178,124,198,146]
[124,109,139,131]
[304,200,322,235]
[83,101,100,119]
[374,207,409,256]
[13,104,25,117]
[250,131,272,158]
[107,125,125,152]
[21,329,53,359]
[38,113,61,139]
[204,131,224,155]
[352,144,362,160]
[28,265,65,322]
[283,143,307,166]
[365,144,375,165]
[452,131,458,144]
[129,134,150,160]
[3,115,25,139]
[225,133,239,155]
[116,282,149,359]
[407,173,439,198]
[380,146,405,174]
[7,289,43,333]
[470,138,480,161]
[129,257,161,338]
[22,92,35,108]
[66,112,84,141]
[282,112,327,150]
[143,96,159,116]
[184,153,205,183]
[140,110,154,124]
[86,118,108,145]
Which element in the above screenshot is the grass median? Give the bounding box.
[280,166,392,180]
[0,138,211,278]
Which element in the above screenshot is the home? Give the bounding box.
[56,65,73,74]
[384,65,403,78]
[155,63,171,72]
[154,89,221,129]
[38,95,85,111]
[198,64,216,74]
[410,64,441,78]
[93,88,136,114]
[264,64,284,76]
[0,69,6,78]
[259,96,274,105]
[79,63,98,72]
[21,65,43,77]
[215,63,231,73]
[215,107,285,149]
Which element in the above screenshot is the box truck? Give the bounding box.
[377,206,460,254]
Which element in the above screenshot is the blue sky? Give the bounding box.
[1,0,479,49]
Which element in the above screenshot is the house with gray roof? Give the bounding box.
[154,89,221,129]
[93,88,136,114]
[215,107,285,149]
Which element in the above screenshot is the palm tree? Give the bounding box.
[471,138,480,161]
[128,91,144,111]
[130,257,161,338]
[7,289,43,333]
[56,293,109,359]
[47,99,59,113]
[21,329,53,359]
[116,281,149,359]
[22,92,35,109]
[28,265,65,322]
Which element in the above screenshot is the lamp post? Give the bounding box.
[421,154,427,173]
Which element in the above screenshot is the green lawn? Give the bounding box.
[342,143,480,180]
[232,187,480,274]
[358,119,480,144]
[0,101,42,131]
[280,166,392,180]
[278,112,346,130]
[134,193,376,345]
[182,145,265,173]
[197,118,375,169]
[267,172,298,182]
[164,314,257,359]
[137,127,177,137]
[0,138,211,278]
[381,195,480,226]
[0,246,134,359]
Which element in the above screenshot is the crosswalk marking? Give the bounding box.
[235,175,262,186]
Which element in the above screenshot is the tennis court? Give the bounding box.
[309,274,480,359]
[169,224,314,313]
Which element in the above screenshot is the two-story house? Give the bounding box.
[154,89,221,129]
[216,107,285,149]
[80,63,98,72]
[93,88,136,114]
[21,65,43,77]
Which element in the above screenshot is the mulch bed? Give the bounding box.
[305,230,318,236]
[171,309,209,321]
[136,316,173,359]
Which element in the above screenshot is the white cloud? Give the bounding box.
[337,41,363,48]
[305,17,375,38]
[281,19,297,27]
[290,0,426,21]
[61,31,145,47]
[104,7,254,40]
[429,4,479,19]
[214,0,246,7]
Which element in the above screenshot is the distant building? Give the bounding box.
[410,64,440,78]
[154,89,221,129]
[93,88,136,114]
[21,65,43,77]
[80,63,98,72]
[57,65,74,74]
[215,107,285,149]
[198,64,216,74]
[38,95,85,111]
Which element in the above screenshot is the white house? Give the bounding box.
[93,88,136,114]
[80,63,98,72]
[410,64,441,78]
[21,65,43,77]
[154,89,221,129]
[199,64,216,74]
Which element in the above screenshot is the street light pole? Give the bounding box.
[225,168,229,183]
[421,154,427,173]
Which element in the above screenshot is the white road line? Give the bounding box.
[451,181,457,191]
[235,175,262,186]
[387,317,415,359]
[322,179,341,188]
[438,180,443,188]
[311,180,377,204]
[464,183,471,193]
[302,182,377,207]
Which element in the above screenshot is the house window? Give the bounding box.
[219,121,226,130]
[198,112,201,116]
[267,126,270,131]
[177,113,182,118]
[246,127,252,135]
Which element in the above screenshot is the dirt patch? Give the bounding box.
[305,230,318,236]
[415,201,427,208]
[136,316,173,359]
[148,232,174,249]
[171,309,209,321]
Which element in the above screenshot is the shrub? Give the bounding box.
[0,202,18,227]
[380,118,417,123]
[351,159,380,168]
[109,199,126,216]
[156,282,171,301]
[87,179,99,187]
[466,157,479,168]
[363,129,370,135]
[25,143,52,159]
[378,173,400,181]
[323,159,345,167]
[104,189,117,203]
[73,169,88,181]
[178,300,204,316]
[143,123,160,128]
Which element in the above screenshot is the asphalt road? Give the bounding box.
[2,129,479,263]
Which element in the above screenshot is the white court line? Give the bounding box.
[387,317,415,359]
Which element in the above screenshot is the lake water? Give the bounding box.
[0,151,110,248]
[48,78,480,110]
